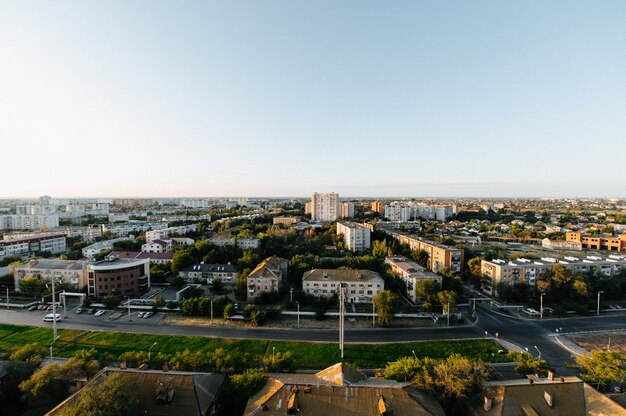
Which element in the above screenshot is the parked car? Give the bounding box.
[75,308,84,314]
[43,313,62,322]
[37,305,46,310]
[143,312,153,319]
[88,308,96,314]
[28,305,39,311]
[94,310,106,317]
[137,312,145,318]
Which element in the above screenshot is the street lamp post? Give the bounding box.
[126,296,132,321]
[296,301,300,329]
[447,300,451,327]
[149,341,158,363]
[372,302,375,328]
[540,293,544,320]
[290,287,294,303]
[51,278,58,341]
[534,345,541,361]
[4,286,8,309]
[210,297,213,322]
[597,291,604,316]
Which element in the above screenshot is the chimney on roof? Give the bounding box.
[484,396,493,412]
[547,369,555,381]
[529,379,534,385]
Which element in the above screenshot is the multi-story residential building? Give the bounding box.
[413,204,454,221]
[384,204,412,222]
[566,232,626,252]
[381,229,464,273]
[336,222,371,252]
[541,238,583,251]
[302,269,384,303]
[14,259,88,291]
[181,199,211,209]
[371,201,385,216]
[50,226,102,242]
[481,255,626,295]
[273,216,298,226]
[101,221,168,237]
[339,202,355,218]
[141,237,193,253]
[310,192,339,222]
[0,214,60,230]
[87,258,151,297]
[106,251,173,265]
[385,256,442,302]
[209,237,260,250]
[16,205,57,215]
[108,213,130,223]
[0,233,67,259]
[145,224,198,242]
[178,263,240,285]
[82,237,134,259]
[246,256,288,300]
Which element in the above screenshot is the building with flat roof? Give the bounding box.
[146,224,198,242]
[209,237,260,250]
[14,259,88,291]
[246,256,288,300]
[272,216,298,226]
[339,202,355,218]
[46,367,225,416]
[481,255,626,295]
[101,221,168,237]
[142,238,193,253]
[178,263,240,285]
[381,228,464,273]
[0,233,66,259]
[336,221,371,252]
[106,251,174,265]
[566,231,626,252]
[310,192,339,222]
[0,214,59,231]
[302,269,384,303]
[385,256,442,302]
[82,237,134,259]
[244,362,445,416]
[87,258,150,297]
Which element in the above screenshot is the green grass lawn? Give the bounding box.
[0,323,508,369]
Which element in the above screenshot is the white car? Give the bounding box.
[137,312,145,318]
[143,312,153,319]
[94,310,106,317]
[43,313,62,322]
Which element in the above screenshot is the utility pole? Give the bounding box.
[339,285,345,360]
[447,300,450,327]
[372,301,375,327]
[597,291,604,316]
[210,297,213,322]
[5,286,9,309]
[52,278,57,341]
[297,301,300,328]
[540,293,544,320]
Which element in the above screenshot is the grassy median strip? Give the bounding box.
[0,324,506,369]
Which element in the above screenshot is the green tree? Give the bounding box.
[416,279,439,305]
[152,295,165,311]
[373,290,398,327]
[575,350,626,390]
[467,257,483,277]
[102,294,121,310]
[55,372,140,416]
[19,363,70,401]
[507,351,550,376]
[411,249,430,268]
[384,356,435,382]
[437,290,457,315]
[223,303,234,319]
[172,251,194,273]
[10,343,47,366]
[19,277,47,298]
[372,240,392,257]
[262,351,295,372]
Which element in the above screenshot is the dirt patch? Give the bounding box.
[159,314,437,329]
[565,331,626,354]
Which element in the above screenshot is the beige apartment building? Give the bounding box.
[302,269,384,303]
[566,232,626,252]
[272,216,298,226]
[310,192,339,222]
[385,256,442,302]
[336,221,371,252]
[246,256,288,300]
[14,259,88,291]
[381,229,464,273]
[481,255,626,294]
[371,201,385,216]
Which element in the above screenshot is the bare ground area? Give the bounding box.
[565,331,626,354]
[159,314,437,329]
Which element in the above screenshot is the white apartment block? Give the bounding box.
[209,237,260,250]
[481,255,626,295]
[336,222,371,252]
[146,224,198,242]
[181,199,210,209]
[178,263,240,285]
[0,214,60,231]
[384,204,412,222]
[82,237,134,259]
[0,233,67,259]
[101,221,168,237]
[340,202,355,218]
[385,256,442,302]
[310,192,339,222]
[16,205,57,215]
[108,213,130,223]
[302,269,384,303]
[141,237,193,253]
[14,259,88,291]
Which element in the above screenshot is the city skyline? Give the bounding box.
[2,2,626,198]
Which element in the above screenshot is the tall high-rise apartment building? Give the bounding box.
[310,192,339,222]
[340,202,355,218]
[336,221,371,252]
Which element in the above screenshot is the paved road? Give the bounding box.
[1,306,624,376]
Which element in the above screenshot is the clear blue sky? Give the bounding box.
[1,1,625,198]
